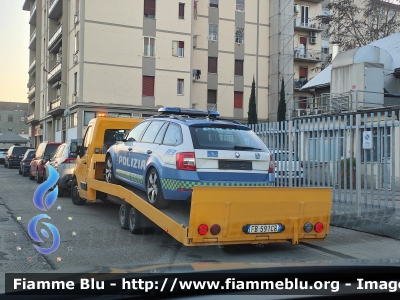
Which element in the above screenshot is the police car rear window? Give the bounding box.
[189,126,267,151]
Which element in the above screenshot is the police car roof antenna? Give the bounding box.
[207,80,231,120]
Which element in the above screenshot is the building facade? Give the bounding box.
[0,102,29,135]
[23,0,274,146]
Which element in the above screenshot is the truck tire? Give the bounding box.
[119,203,131,229]
[128,207,142,234]
[146,168,169,209]
[71,178,86,205]
[105,156,119,184]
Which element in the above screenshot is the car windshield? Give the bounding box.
[189,125,267,151]
[44,145,60,157]
[12,147,29,155]
[23,150,35,159]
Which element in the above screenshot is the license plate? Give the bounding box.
[244,224,283,234]
[218,160,252,170]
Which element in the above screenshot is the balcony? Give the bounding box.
[27,84,36,99]
[47,96,63,115]
[48,25,62,51]
[49,0,63,20]
[294,79,309,90]
[294,49,322,63]
[29,1,37,25]
[27,113,38,124]
[29,29,36,50]
[47,62,62,83]
[294,18,324,32]
[28,58,36,73]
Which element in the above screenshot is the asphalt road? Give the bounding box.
[1,166,400,275]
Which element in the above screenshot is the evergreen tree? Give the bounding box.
[247,77,258,124]
[277,78,286,122]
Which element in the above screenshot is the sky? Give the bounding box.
[0,0,29,103]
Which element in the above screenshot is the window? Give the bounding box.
[74,31,79,53]
[299,67,308,80]
[163,123,183,146]
[236,0,244,12]
[70,112,77,128]
[20,116,25,122]
[210,0,218,8]
[207,89,217,104]
[56,119,61,131]
[142,76,155,96]
[8,128,12,132]
[301,5,309,26]
[127,122,150,142]
[8,115,13,122]
[144,0,156,18]
[144,37,155,57]
[234,92,243,109]
[179,3,185,19]
[321,47,329,54]
[177,79,184,95]
[208,57,218,73]
[84,112,96,126]
[83,126,93,155]
[209,24,218,41]
[235,60,243,76]
[74,72,78,95]
[141,121,164,143]
[235,27,244,44]
[20,129,25,134]
[172,41,185,57]
[154,122,169,144]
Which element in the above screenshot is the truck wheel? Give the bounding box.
[71,178,86,205]
[128,207,142,234]
[119,203,131,229]
[146,168,169,209]
[105,156,119,184]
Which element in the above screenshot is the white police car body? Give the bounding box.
[105,107,275,208]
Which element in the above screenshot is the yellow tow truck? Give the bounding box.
[68,115,332,247]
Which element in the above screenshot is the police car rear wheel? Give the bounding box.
[146,168,169,209]
[119,203,131,229]
[105,156,119,184]
[128,207,142,234]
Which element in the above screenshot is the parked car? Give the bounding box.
[3,145,30,169]
[44,143,77,196]
[0,148,8,164]
[19,149,36,176]
[29,142,62,183]
[271,150,304,186]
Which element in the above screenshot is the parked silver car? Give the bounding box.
[271,150,304,186]
[44,143,77,196]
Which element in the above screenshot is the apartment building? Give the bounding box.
[293,0,325,113]
[0,102,29,135]
[23,0,272,146]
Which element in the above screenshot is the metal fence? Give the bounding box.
[248,111,400,239]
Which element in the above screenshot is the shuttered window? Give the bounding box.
[234,92,243,108]
[300,36,307,45]
[142,76,155,96]
[207,90,217,104]
[172,41,185,57]
[179,3,185,19]
[144,0,156,18]
[235,60,243,76]
[299,67,308,78]
[208,57,217,73]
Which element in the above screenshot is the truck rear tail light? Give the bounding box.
[210,224,221,235]
[303,222,313,233]
[176,152,196,171]
[268,155,274,173]
[62,158,76,164]
[198,224,208,235]
[314,222,324,233]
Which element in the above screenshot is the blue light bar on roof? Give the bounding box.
[158,107,220,117]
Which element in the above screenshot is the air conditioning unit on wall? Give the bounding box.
[294,5,300,13]
[310,32,317,38]
[310,37,317,44]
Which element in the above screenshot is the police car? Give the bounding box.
[105,107,275,208]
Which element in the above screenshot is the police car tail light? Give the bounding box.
[268,155,274,173]
[198,224,208,235]
[176,152,196,171]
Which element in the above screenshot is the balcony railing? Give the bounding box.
[293,78,308,89]
[30,1,37,18]
[29,58,36,72]
[49,96,61,111]
[294,18,321,30]
[29,29,37,45]
[294,49,322,61]
[48,62,62,81]
[48,25,62,49]
[27,113,35,122]
[28,85,36,98]
[49,0,59,14]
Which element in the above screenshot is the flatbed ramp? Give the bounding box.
[88,179,332,247]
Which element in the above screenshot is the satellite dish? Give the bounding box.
[27,82,32,89]
[64,108,71,117]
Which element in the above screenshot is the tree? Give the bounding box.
[277,78,286,122]
[315,0,400,53]
[247,77,258,125]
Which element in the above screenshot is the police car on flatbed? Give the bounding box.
[105,107,275,209]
